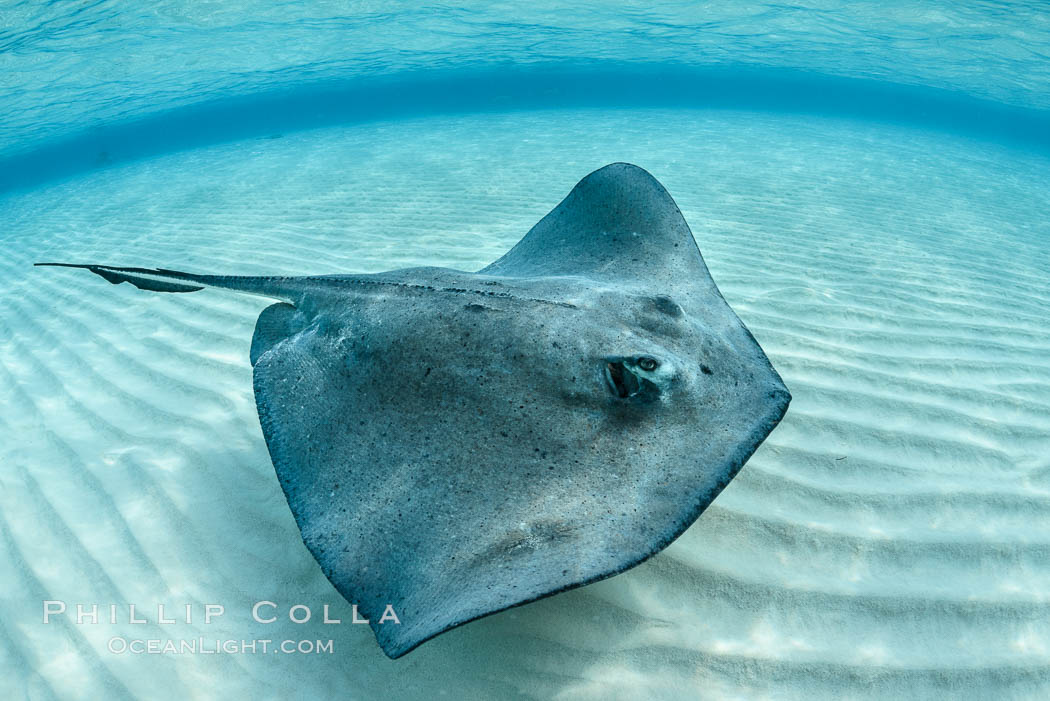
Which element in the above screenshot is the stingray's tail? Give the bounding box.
[34,263,305,303]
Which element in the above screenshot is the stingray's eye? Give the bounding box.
[637,357,659,372]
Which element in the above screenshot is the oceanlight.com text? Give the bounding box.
[107,637,335,655]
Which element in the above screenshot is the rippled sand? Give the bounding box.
[2,109,1049,700]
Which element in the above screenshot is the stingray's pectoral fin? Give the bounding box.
[250,302,302,365]
[34,262,302,303]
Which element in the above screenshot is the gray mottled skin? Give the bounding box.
[37,163,791,658]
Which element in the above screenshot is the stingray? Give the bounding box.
[37,163,790,658]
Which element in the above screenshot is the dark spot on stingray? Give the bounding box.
[649,295,683,318]
[701,364,713,375]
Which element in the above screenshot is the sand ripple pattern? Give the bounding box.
[1,110,1049,700]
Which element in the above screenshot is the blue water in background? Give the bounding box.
[3,1,1050,192]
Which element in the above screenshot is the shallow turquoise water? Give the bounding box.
[4,0,1050,156]
[2,4,1050,700]
[3,1,1050,191]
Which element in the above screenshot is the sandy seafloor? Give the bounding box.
[2,108,1049,700]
